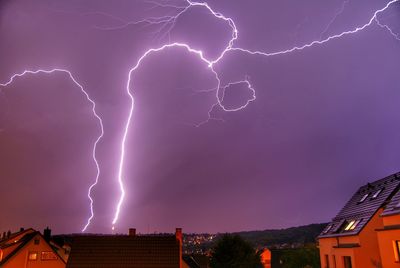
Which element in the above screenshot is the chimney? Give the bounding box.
[43,227,51,242]
[129,228,136,236]
[19,227,24,232]
[175,228,182,243]
[175,228,183,268]
[6,231,11,238]
[2,232,5,239]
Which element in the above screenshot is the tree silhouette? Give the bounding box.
[210,234,263,268]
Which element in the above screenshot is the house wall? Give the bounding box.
[377,214,400,268]
[3,234,65,268]
[377,229,400,268]
[261,249,271,268]
[356,208,384,268]
[319,236,358,268]
[382,214,400,226]
[319,209,384,268]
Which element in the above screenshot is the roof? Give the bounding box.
[66,235,181,268]
[183,254,209,268]
[0,229,37,265]
[0,228,65,265]
[183,255,201,268]
[0,228,35,246]
[319,172,400,238]
[382,184,400,216]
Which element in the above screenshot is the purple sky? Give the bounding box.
[0,0,399,234]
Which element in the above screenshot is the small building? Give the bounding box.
[318,172,400,268]
[0,228,66,268]
[260,248,271,268]
[66,228,183,268]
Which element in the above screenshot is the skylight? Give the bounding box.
[344,219,361,231]
[372,189,383,199]
[323,225,332,234]
[359,193,369,203]
[350,219,361,230]
[344,220,356,231]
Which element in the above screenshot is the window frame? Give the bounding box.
[41,251,58,261]
[343,256,352,268]
[393,240,400,262]
[325,254,330,268]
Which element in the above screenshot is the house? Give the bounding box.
[318,172,400,268]
[0,227,66,268]
[377,184,400,268]
[260,248,271,268]
[66,228,183,268]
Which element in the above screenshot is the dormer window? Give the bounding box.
[359,193,369,203]
[371,189,383,199]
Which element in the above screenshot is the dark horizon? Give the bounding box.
[1,0,399,234]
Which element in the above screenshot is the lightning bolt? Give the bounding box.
[0,69,104,232]
[375,17,400,41]
[111,0,400,229]
[319,0,350,40]
[2,0,398,231]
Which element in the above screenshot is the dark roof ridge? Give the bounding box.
[0,228,35,244]
[357,172,400,191]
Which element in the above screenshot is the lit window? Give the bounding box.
[351,219,361,230]
[372,189,383,199]
[359,193,369,203]
[344,220,356,231]
[28,252,38,261]
[41,251,58,260]
[343,219,361,231]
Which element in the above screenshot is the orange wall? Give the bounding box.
[261,249,271,268]
[383,214,400,227]
[355,208,384,268]
[319,209,384,268]
[377,214,400,268]
[319,236,357,268]
[377,229,400,268]
[3,234,65,268]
